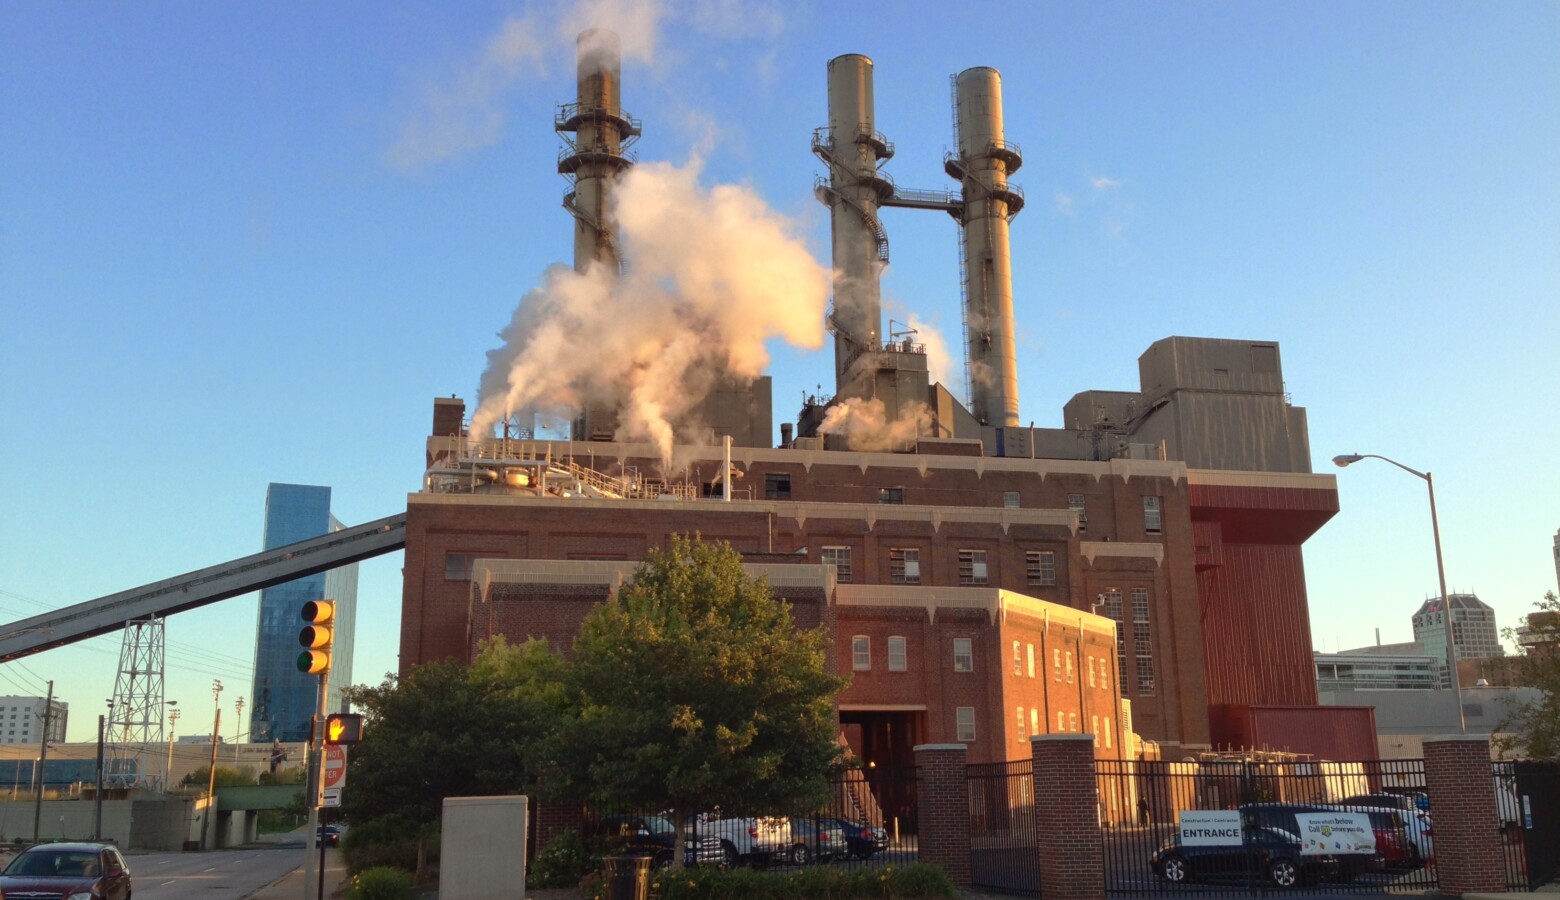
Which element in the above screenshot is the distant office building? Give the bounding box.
[1553,528,1559,594]
[1413,594,1502,669]
[0,696,67,744]
[1315,643,1440,692]
[1515,610,1560,656]
[249,484,358,743]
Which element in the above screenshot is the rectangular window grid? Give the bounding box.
[956,707,976,742]
[953,638,973,672]
[1103,590,1126,690]
[890,548,920,584]
[878,487,904,505]
[1132,587,1155,695]
[887,636,907,672]
[764,473,792,499]
[959,549,988,585]
[852,635,870,671]
[1143,496,1162,534]
[1012,640,1022,676]
[1025,550,1057,586]
[822,546,852,583]
[1068,494,1087,532]
[1003,491,1020,509]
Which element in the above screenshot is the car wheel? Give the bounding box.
[720,842,739,869]
[1159,854,1189,884]
[857,848,875,861]
[790,844,811,866]
[652,851,674,871]
[1268,858,1299,888]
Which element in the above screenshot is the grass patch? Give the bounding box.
[639,863,955,899]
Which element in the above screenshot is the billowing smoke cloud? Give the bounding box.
[470,158,831,459]
[905,313,953,389]
[819,398,931,453]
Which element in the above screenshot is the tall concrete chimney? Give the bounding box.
[815,54,894,392]
[557,29,641,275]
[948,67,1023,428]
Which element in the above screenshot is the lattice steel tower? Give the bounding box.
[107,615,167,789]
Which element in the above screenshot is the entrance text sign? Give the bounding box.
[1294,812,1374,855]
[1177,810,1243,846]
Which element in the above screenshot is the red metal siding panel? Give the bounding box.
[1210,706,1378,760]
[1198,543,1320,708]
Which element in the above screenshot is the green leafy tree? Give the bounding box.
[1496,591,1560,759]
[339,638,568,832]
[181,765,257,787]
[556,535,849,864]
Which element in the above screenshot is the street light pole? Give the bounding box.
[1334,452,1467,733]
[166,707,181,791]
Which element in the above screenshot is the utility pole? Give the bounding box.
[303,671,330,900]
[165,707,181,790]
[94,714,106,839]
[32,680,53,843]
[199,680,222,849]
[233,696,245,767]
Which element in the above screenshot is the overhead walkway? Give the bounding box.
[0,513,406,662]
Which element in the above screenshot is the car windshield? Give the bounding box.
[4,850,102,878]
[643,817,674,834]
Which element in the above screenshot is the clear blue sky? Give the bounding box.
[3,2,1556,742]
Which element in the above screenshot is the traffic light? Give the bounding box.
[296,599,335,675]
[324,713,364,745]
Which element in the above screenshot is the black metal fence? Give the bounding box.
[1097,758,1436,896]
[535,766,920,876]
[968,759,1040,896]
[1501,759,1560,890]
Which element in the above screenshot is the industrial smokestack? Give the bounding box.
[949,67,1023,428]
[558,29,641,275]
[816,54,894,392]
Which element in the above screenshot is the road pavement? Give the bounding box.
[126,845,309,900]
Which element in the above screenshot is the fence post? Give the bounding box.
[1032,734,1105,900]
[913,743,971,886]
[1423,735,1505,894]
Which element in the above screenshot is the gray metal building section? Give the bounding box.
[0,514,405,663]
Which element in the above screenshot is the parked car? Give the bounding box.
[0,843,132,900]
[1151,825,1340,887]
[1320,807,1416,869]
[690,812,792,867]
[1239,803,1382,880]
[1335,796,1433,862]
[786,818,846,865]
[315,824,342,847]
[819,817,889,860]
[595,814,715,869]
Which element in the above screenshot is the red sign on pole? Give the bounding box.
[322,745,347,807]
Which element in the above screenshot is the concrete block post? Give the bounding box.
[914,743,971,886]
[1032,734,1105,900]
[1423,735,1505,894]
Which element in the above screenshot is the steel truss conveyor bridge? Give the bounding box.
[0,513,406,663]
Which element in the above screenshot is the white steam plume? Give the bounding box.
[470,158,830,459]
[819,398,931,453]
[905,313,953,388]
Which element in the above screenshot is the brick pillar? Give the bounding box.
[1424,735,1504,894]
[1032,735,1104,900]
[914,743,971,885]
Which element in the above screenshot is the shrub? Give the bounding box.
[341,816,439,876]
[346,866,414,900]
[646,863,955,900]
[529,829,594,889]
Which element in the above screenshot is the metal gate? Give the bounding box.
[968,760,1040,895]
[1508,760,1560,889]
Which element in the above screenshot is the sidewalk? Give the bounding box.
[245,847,350,900]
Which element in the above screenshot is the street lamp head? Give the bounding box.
[1332,454,1364,468]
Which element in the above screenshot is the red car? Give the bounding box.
[0,842,132,900]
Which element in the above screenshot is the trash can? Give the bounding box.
[603,855,651,900]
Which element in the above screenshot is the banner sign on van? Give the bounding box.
[1294,812,1375,855]
[1177,810,1243,846]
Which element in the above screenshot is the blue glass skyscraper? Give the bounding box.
[249,484,358,742]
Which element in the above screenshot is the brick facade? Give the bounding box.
[1031,735,1105,900]
[913,744,972,885]
[1423,736,1505,894]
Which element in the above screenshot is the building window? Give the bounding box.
[1102,590,1126,688]
[852,635,871,671]
[1132,587,1156,694]
[1143,496,1162,534]
[1003,491,1020,509]
[956,707,976,742]
[822,546,852,583]
[959,549,988,585]
[1092,715,1100,743]
[765,473,792,499]
[878,487,904,505]
[1057,710,1066,731]
[1012,641,1022,675]
[890,548,921,584]
[1068,494,1087,532]
[953,638,973,672]
[1016,707,1026,741]
[1026,643,1035,678]
[1105,717,1113,749]
[1069,712,1078,732]
[1065,651,1074,684]
[444,552,476,581]
[1087,655,1096,688]
[1053,648,1062,682]
[1025,550,1056,587]
[887,636,907,672]
[1029,708,1039,737]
